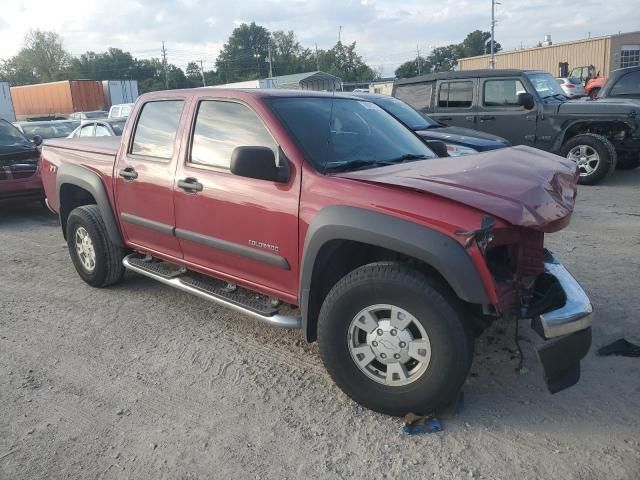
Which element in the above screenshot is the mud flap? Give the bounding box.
[536,327,592,394]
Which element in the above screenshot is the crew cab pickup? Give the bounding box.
[41,89,593,416]
[394,69,640,184]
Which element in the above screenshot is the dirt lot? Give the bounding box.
[1,169,639,480]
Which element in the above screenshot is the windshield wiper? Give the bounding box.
[326,159,395,172]
[385,153,431,162]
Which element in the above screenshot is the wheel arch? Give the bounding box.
[56,163,123,247]
[299,206,490,342]
[554,120,632,152]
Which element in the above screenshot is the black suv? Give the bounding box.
[393,69,640,184]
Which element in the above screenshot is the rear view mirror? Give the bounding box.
[32,135,43,146]
[424,140,449,157]
[517,92,535,110]
[230,146,290,183]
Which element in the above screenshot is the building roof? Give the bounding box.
[395,69,539,85]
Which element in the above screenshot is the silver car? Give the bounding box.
[556,77,586,98]
[67,118,126,138]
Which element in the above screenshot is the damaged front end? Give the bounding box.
[480,223,593,394]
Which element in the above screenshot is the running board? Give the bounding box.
[123,254,301,329]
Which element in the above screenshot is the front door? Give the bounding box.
[173,98,301,300]
[476,77,537,147]
[432,79,477,129]
[114,99,186,259]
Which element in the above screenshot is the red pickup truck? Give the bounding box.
[41,88,593,416]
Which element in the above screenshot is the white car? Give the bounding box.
[108,103,134,118]
[68,118,126,138]
[556,78,586,98]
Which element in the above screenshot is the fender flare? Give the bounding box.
[56,163,123,247]
[552,119,634,152]
[299,206,490,337]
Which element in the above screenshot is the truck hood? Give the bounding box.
[336,146,578,232]
[557,98,640,115]
[415,125,510,151]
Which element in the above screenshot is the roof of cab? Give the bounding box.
[137,87,356,102]
[395,69,543,85]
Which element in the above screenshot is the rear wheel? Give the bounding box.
[66,205,125,287]
[561,133,617,185]
[318,262,473,416]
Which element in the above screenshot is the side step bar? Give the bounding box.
[123,254,301,329]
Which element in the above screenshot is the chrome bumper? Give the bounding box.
[536,251,593,339]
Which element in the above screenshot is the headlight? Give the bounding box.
[445,144,478,157]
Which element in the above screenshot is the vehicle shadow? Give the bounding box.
[0,202,58,225]
[600,166,640,186]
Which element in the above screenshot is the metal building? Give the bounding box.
[458,31,640,77]
[213,71,342,91]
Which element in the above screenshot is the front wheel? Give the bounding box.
[66,205,125,287]
[318,262,472,416]
[561,133,617,185]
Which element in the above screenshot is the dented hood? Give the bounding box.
[337,146,578,232]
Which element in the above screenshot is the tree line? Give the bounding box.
[0,27,502,92]
[395,30,502,78]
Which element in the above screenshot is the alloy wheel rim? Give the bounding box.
[567,145,600,177]
[347,304,431,386]
[74,226,96,272]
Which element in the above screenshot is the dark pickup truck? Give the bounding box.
[41,88,592,416]
[393,69,640,184]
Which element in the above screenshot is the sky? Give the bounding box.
[1,0,639,77]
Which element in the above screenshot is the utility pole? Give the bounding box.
[490,1,500,69]
[161,41,169,89]
[315,43,320,70]
[338,25,342,43]
[268,44,274,78]
[416,45,422,75]
[199,59,206,87]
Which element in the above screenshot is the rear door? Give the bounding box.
[476,77,537,146]
[114,99,186,258]
[173,97,301,298]
[432,79,477,129]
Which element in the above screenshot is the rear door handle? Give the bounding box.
[119,167,138,180]
[480,116,495,122]
[177,177,203,193]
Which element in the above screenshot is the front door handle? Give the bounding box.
[119,167,138,180]
[479,115,495,122]
[177,177,203,193]
[439,116,452,121]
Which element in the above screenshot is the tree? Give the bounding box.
[215,22,271,82]
[319,41,378,82]
[185,61,202,84]
[395,56,432,78]
[427,45,461,72]
[0,30,71,85]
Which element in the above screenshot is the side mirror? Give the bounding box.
[424,140,449,157]
[32,135,43,146]
[230,146,289,183]
[517,92,535,110]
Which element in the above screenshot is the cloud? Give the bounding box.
[0,0,638,76]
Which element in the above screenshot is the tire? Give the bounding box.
[317,262,473,416]
[616,155,640,170]
[66,205,125,288]
[560,133,617,185]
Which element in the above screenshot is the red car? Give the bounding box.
[40,89,593,416]
[0,119,44,206]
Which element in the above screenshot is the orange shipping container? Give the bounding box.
[10,80,106,119]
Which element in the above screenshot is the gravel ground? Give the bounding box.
[1,169,639,480]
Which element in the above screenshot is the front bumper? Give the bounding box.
[529,250,593,393]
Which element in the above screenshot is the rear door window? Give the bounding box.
[130,100,184,160]
[394,83,433,111]
[438,81,473,108]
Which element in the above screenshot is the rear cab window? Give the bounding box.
[130,100,185,160]
[394,83,433,112]
[437,81,474,109]
[189,100,277,170]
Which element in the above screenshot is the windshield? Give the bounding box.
[21,121,80,140]
[109,120,126,136]
[526,72,568,99]
[368,96,439,130]
[0,120,32,147]
[268,97,437,173]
